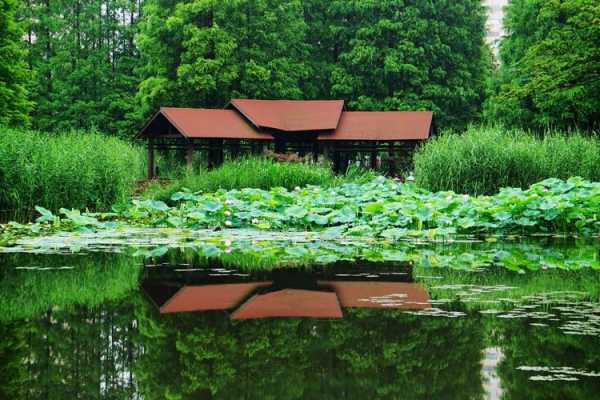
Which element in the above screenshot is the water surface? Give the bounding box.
[1,240,599,399]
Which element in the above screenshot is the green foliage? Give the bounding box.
[20,0,143,136]
[141,157,376,203]
[135,0,311,121]
[125,176,600,237]
[5,176,600,245]
[135,304,484,399]
[485,0,600,131]
[136,0,490,130]
[0,127,144,220]
[324,0,489,129]
[0,253,141,322]
[414,126,600,194]
[0,0,31,126]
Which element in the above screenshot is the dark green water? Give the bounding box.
[1,246,600,399]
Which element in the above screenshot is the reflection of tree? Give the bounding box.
[0,323,27,399]
[135,300,485,400]
[0,253,141,323]
[494,319,600,400]
[0,296,142,399]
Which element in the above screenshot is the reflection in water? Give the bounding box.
[482,347,503,400]
[141,259,430,319]
[0,249,599,398]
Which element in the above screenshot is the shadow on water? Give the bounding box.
[0,243,599,399]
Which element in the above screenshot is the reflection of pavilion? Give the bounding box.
[142,262,431,320]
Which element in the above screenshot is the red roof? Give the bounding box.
[159,282,272,313]
[230,289,343,319]
[229,99,344,132]
[321,111,433,141]
[137,101,433,141]
[318,282,431,309]
[138,108,271,140]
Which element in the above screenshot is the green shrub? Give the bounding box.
[414,126,600,194]
[142,157,375,202]
[0,127,144,220]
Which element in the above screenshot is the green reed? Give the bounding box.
[414,125,600,195]
[0,127,144,220]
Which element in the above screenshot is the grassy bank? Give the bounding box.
[141,156,376,202]
[414,126,600,194]
[0,127,144,220]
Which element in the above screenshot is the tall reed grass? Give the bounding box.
[142,156,376,202]
[0,127,144,220]
[414,126,600,194]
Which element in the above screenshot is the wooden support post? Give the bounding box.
[370,149,378,170]
[207,139,224,169]
[231,140,241,159]
[186,141,194,170]
[274,138,285,154]
[147,138,155,179]
[388,141,397,176]
[332,144,341,174]
[312,141,320,163]
[216,139,224,167]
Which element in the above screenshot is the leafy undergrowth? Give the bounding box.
[1,176,599,246]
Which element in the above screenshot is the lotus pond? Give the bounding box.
[1,231,600,399]
[1,177,599,398]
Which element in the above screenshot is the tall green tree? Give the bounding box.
[135,0,311,123]
[485,0,600,131]
[320,0,490,129]
[137,0,489,130]
[0,0,31,126]
[21,0,143,136]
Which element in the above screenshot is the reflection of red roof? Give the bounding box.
[231,289,343,319]
[318,282,431,309]
[160,282,272,313]
[138,108,271,140]
[229,99,345,132]
[322,111,433,141]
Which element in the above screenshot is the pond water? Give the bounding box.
[1,238,599,399]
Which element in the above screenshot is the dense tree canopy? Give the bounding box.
[20,0,143,136]
[136,0,489,130]
[324,0,489,129]
[0,0,31,126]
[485,0,600,131]
[135,0,311,124]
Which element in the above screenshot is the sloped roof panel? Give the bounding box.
[231,289,343,319]
[159,282,272,313]
[229,99,345,132]
[320,111,433,141]
[318,282,431,309]
[138,108,272,140]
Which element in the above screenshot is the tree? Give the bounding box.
[21,0,143,137]
[135,0,311,123]
[321,0,490,129]
[0,0,31,126]
[137,0,489,130]
[485,0,600,131]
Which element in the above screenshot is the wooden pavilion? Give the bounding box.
[137,99,433,178]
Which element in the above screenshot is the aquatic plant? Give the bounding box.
[128,176,600,237]
[414,126,600,195]
[0,127,144,221]
[141,156,376,203]
[1,176,599,248]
